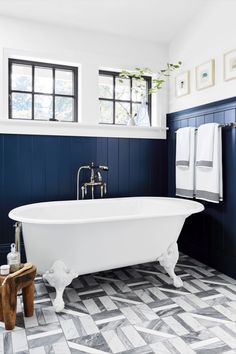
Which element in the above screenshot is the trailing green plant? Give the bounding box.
[119,61,182,96]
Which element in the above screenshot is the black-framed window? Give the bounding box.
[9,59,78,122]
[99,70,152,125]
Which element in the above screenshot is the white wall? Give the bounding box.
[168,0,236,113]
[0,16,168,138]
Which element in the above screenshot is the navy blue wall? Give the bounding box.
[0,134,167,263]
[168,97,236,278]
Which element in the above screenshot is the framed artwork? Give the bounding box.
[224,49,236,81]
[175,71,190,97]
[196,59,215,90]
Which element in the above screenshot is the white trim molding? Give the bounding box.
[0,120,167,139]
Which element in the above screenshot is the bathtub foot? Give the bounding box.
[43,260,78,312]
[158,242,183,288]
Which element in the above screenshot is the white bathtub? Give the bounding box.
[9,197,204,311]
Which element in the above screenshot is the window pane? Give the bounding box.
[12,93,32,119]
[132,78,148,102]
[115,102,130,124]
[99,75,113,99]
[132,103,141,117]
[55,69,73,95]
[35,67,53,94]
[115,77,130,100]
[11,64,32,91]
[99,100,113,124]
[34,95,53,120]
[55,96,74,121]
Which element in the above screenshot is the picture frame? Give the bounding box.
[175,71,190,97]
[224,49,236,81]
[196,59,215,90]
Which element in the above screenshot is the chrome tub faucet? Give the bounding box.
[77,162,108,200]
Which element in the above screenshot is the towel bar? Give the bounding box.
[174,122,236,133]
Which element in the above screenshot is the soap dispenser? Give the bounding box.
[7,243,21,272]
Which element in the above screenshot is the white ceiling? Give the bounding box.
[0,0,207,43]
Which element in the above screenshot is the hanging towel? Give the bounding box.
[195,123,223,203]
[176,127,196,198]
[196,123,215,167]
[176,127,191,167]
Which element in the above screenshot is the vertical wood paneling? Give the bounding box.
[167,98,236,278]
[118,138,130,197]
[107,138,119,197]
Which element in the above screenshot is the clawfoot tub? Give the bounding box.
[9,197,204,312]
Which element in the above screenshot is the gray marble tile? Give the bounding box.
[69,332,111,353]
[3,332,13,354]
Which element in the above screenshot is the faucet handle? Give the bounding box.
[99,165,109,171]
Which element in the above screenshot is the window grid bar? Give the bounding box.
[99,97,144,104]
[32,65,35,120]
[11,90,76,99]
[113,74,116,124]
[52,67,56,121]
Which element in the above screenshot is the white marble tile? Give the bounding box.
[149,287,168,300]
[185,293,208,308]
[153,303,178,312]
[53,340,71,354]
[102,330,126,353]
[42,307,58,324]
[136,303,159,321]
[83,299,101,315]
[120,307,142,325]
[80,315,99,335]
[101,283,117,296]
[150,341,172,353]
[29,346,46,354]
[27,328,63,341]
[191,279,211,291]
[210,325,236,349]
[12,329,28,353]
[99,296,118,311]
[159,288,190,296]
[173,296,195,312]
[191,313,231,325]
[190,337,221,350]
[0,333,4,354]
[68,341,110,353]
[95,314,126,325]
[177,313,205,332]
[121,325,146,347]
[24,310,39,328]
[182,282,199,293]
[134,289,154,304]
[59,319,79,340]
[168,336,195,354]
[110,296,141,305]
[214,304,236,321]
[162,316,189,336]
[134,325,175,338]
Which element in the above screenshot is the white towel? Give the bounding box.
[196,123,215,167]
[195,123,223,203]
[176,127,191,167]
[176,127,195,198]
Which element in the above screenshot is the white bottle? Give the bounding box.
[7,243,20,272]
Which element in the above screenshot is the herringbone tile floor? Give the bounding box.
[2,253,236,353]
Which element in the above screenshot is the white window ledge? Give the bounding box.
[0,120,167,139]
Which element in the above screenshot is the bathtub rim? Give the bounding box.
[8,197,204,225]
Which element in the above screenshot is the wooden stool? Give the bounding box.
[0,266,36,330]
